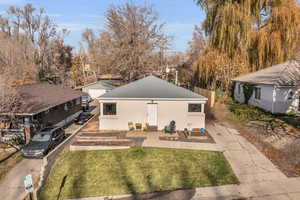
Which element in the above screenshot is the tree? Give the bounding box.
[0,4,70,84]
[187,25,206,66]
[82,3,171,81]
[194,0,300,90]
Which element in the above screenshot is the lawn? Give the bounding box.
[38,147,238,200]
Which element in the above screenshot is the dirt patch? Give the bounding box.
[81,120,99,132]
[0,150,23,182]
[210,102,300,177]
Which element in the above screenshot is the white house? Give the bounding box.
[81,81,116,99]
[232,60,300,114]
[98,76,208,131]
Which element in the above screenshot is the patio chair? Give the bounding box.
[164,120,176,134]
[128,122,135,131]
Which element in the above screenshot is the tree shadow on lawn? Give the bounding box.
[113,150,197,200]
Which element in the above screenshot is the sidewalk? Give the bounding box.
[207,123,287,184]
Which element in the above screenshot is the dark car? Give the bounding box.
[21,127,65,158]
[74,112,92,125]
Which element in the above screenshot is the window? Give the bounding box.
[103,103,117,115]
[188,104,202,112]
[254,87,261,100]
[288,91,294,100]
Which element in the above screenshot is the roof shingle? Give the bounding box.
[232,60,300,86]
[99,76,207,100]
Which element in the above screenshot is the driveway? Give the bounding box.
[0,158,42,200]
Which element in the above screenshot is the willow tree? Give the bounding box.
[194,0,300,90]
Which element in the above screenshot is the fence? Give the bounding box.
[194,87,215,115]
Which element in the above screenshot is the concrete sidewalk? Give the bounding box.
[207,123,287,184]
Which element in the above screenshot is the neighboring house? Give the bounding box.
[80,81,116,99]
[232,60,300,114]
[98,76,208,131]
[0,83,85,142]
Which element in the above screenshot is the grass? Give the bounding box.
[38,147,238,200]
[0,151,23,182]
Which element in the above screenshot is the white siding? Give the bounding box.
[234,81,300,114]
[273,87,299,113]
[82,88,107,99]
[248,84,274,112]
[234,82,245,103]
[99,99,206,131]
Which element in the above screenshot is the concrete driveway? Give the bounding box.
[0,158,42,200]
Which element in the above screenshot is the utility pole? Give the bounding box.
[175,70,178,85]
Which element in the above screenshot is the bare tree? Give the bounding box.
[187,25,206,66]
[82,3,171,81]
[0,4,70,83]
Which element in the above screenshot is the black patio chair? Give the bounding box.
[164,120,176,134]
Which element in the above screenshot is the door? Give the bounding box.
[147,104,157,126]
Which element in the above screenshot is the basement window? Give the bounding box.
[103,103,117,115]
[188,104,202,113]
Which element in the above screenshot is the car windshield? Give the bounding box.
[31,133,51,142]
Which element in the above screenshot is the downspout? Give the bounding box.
[272,85,276,114]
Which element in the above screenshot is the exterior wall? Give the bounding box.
[83,88,107,99]
[99,99,206,131]
[248,84,275,113]
[234,82,245,104]
[234,81,274,112]
[234,81,300,114]
[273,87,299,113]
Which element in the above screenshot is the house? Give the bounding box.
[232,60,300,114]
[0,83,85,142]
[97,76,208,131]
[79,81,116,99]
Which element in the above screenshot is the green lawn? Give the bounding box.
[38,147,238,200]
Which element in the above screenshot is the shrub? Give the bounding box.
[227,99,272,121]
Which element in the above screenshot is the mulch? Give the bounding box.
[72,140,135,147]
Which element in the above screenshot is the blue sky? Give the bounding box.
[0,0,205,52]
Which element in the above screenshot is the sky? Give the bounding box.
[0,0,206,52]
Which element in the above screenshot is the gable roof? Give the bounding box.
[1,83,85,115]
[232,60,300,86]
[80,81,116,90]
[99,76,207,100]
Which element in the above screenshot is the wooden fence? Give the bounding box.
[194,87,215,113]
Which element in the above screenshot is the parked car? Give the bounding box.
[74,112,92,125]
[21,127,65,158]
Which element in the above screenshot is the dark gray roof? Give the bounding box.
[232,60,300,86]
[1,83,85,115]
[99,76,207,100]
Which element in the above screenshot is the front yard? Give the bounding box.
[38,147,238,200]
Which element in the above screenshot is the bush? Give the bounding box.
[226,99,272,121]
